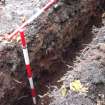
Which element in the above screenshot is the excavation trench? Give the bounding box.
[2,21,103,105]
[0,0,105,105]
[12,28,94,105]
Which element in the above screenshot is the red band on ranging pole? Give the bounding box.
[31,88,37,97]
[26,65,32,78]
[20,30,26,48]
[19,30,36,104]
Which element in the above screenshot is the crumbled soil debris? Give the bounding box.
[1,0,105,105]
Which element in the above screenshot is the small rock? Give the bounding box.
[98,43,105,52]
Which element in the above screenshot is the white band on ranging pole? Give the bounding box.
[33,97,36,105]
[27,9,44,24]
[29,77,35,89]
[23,48,30,65]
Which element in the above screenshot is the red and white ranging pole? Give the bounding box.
[20,29,37,104]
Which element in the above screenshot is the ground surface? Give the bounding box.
[0,0,47,35]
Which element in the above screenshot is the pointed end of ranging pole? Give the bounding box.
[33,97,36,105]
